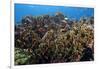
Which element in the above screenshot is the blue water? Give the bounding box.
[15,4,94,24]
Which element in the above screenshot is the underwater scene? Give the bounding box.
[14,4,94,65]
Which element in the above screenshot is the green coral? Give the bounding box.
[15,48,32,65]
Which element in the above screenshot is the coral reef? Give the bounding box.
[15,12,94,65]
